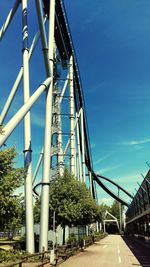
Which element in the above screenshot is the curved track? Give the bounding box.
[96,173,133,199]
[33,172,132,207]
[92,172,133,206]
[41,0,131,207]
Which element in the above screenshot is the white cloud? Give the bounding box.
[31,112,44,128]
[112,172,146,197]
[98,197,113,206]
[91,142,96,149]
[96,164,122,174]
[94,153,113,165]
[114,172,143,185]
[117,138,150,146]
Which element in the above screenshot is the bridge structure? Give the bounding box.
[0,0,148,256]
[126,170,150,237]
[103,210,120,233]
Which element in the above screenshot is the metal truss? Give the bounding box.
[125,170,150,240]
[93,173,133,207]
[103,210,119,233]
[0,0,95,253]
[126,170,150,230]
[0,0,140,254]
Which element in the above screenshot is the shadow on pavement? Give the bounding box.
[122,235,150,267]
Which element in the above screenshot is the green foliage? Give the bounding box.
[92,231,108,239]
[78,232,108,248]
[0,147,25,233]
[34,170,101,228]
[67,233,77,245]
[98,203,111,218]
[110,200,120,220]
[49,170,101,227]
[34,198,41,224]
[0,250,24,263]
[78,234,92,245]
[98,200,122,221]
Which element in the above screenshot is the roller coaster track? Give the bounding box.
[0,0,145,253]
[33,173,132,207]
[48,0,150,238]
[41,0,132,207]
[92,172,133,207]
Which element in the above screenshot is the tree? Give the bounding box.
[110,200,120,221]
[0,146,25,235]
[98,200,121,220]
[34,170,100,229]
[99,203,111,215]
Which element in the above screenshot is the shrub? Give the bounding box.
[67,233,77,246]
[0,250,25,263]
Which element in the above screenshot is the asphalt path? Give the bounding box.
[60,235,143,267]
[122,235,150,267]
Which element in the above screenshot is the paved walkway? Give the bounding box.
[22,263,49,267]
[60,235,141,267]
[22,235,150,267]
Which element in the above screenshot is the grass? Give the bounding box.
[0,245,14,251]
[0,236,21,242]
[0,236,22,251]
[0,249,25,265]
[0,240,16,244]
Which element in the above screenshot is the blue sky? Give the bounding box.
[1,1,150,206]
[64,0,150,204]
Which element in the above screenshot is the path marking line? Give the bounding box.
[118,256,121,263]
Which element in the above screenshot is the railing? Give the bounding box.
[1,251,50,267]
[2,233,108,267]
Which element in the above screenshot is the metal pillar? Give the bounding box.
[0,0,99,254]
[22,0,34,253]
[35,0,50,76]
[0,23,44,125]
[103,221,106,233]
[57,104,64,177]
[89,171,93,197]
[57,75,69,176]
[76,116,82,181]
[69,56,76,175]
[80,108,86,183]
[32,148,44,185]
[118,189,122,232]
[0,78,51,147]
[0,0,20,41]
[96,221,99,232]
[39,0,55,252]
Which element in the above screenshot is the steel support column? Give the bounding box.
[76,119,82,181]
[89,171,93,197]
[0,23,46,125]
[0,0,20,41]
[69,56,76,175]
[32,148,44,185]
[0,78,51,147]
[81,108,86,183]
[22,0,34,253]
[39,0,55,252]
[57,104,64,177]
